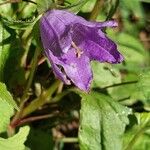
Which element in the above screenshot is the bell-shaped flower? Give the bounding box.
[40,10,123,92]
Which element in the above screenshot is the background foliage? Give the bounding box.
[0,0,150,150]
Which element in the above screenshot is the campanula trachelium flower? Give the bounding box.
[40,10,123,92]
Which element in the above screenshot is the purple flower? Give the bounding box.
[40,9,123,92]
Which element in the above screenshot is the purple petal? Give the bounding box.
[43,10,117,29]
[45,50,71,85]
[68,24,123,63]
[45,48,92,92]
[40,12,72,55]
[82,40,123,63]
[62,49,93,92]
[40,9,124,92]
[92,20,118,28]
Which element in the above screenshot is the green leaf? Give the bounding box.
[0,82,18,132]
[130,72,150,109]
[108,32,147,72]
[108,73,139,102]
[0,126,30,150]
[81,0,96,12]
[0,0,13,19]
[120,0,144,19]
[0,82,18,110]
[79,92,131,150]
[37,0,53,14]
[137,71,150,102]
[120,0,145,34]
[0,95,13,133]
[110,32,146,63]
[0,22,26,86]
[18,0,37,19]
[1,17,35,30]
[0,21,10,81]
[116,33,146,54]
[67,0,90,13]
[123,113,150,150]
[91,62,121,88]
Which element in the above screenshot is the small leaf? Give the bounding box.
[79,92,131,150]
[0,96,13,133]
[0,126,30,150]
[0,82,18,110]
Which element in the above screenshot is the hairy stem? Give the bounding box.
[15,112,59,127]
[21,80,60,118]
[56,137,78,143]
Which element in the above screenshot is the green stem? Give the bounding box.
[89,0,104,21]
[51,90,70,103]
[102,81,138,89]
[16,112,59,127]
[21,80,60,118]
[124,126,148,150]
[56,137,78,143]
[106,0,119,20]
[21,28,33,67]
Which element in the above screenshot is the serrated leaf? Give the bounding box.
[79,92,131,150]
[0,126,30,150]
[0,96,13,133]
[0,82,18,110]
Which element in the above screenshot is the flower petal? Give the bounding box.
[62,49,93,92]
[40,12,72,55]
[45,50,71,84]
[83,40,123,63]
[43,10,117,29]
[85,30,124,63]
[68,24,123,63]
